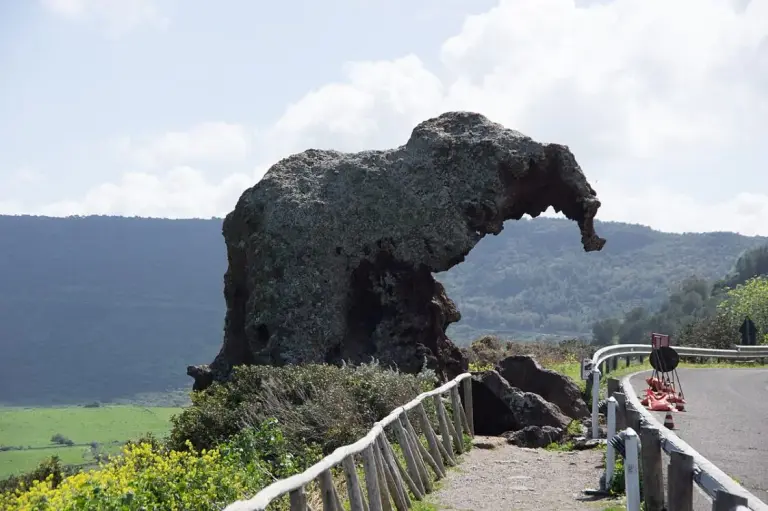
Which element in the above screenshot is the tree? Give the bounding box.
[717,276,768,342]
[713,244,768,293]
[591,318,619,345]
[676,311,739,349]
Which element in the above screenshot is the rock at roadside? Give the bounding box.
[467,370,571,436]
[190,111,605,391]
[496,355,589,419]
[505,425,564,448]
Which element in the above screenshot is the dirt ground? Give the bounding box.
[428,436,625,511]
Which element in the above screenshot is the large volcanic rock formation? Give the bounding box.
[189,111,605,391]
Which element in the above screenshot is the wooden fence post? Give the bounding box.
[667,450,693,511]
[289,486,308,511]
[462,377,474,436]
[342,455,366,511]
[319,470,340,511]
[712,490,749,511]
[639,425,664,511]
[450,387,465,454]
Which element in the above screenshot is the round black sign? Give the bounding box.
[649,346,679,372]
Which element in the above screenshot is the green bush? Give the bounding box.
[50,433,74,447]
[0,420,309,510]
[168,361,438,455]
[676,310,739,349]
[0,455,77,496]
[463,335,594,368]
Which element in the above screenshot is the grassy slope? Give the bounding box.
[0,406,181,478]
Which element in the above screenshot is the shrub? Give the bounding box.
[0,420,313,510]
[0,456,76,496]
[168,361,437,455]
[50,434,74,447]
[463,335,594,368]
[676,311,739,349]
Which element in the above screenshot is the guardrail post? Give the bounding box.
[591,367,602,439]
[640,425,665,511]
[606,377,619,398]
[624,428,642,511]
[605,397,617,489]
[626,403,641,434]
[667,450,693,511]
[625,355,630,368]
[613,391,627,431]
[712,490,749,511]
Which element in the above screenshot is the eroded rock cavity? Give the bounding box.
[189,111,605,391]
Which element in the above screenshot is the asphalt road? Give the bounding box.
[630,368,768,504]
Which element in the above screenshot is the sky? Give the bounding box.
[1,0,767,235]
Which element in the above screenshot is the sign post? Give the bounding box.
[650,333,670,349]
[739,317,758,346]
[581,358,594,381]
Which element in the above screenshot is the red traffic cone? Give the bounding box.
[675,401,685,412]
[663,412,675,429]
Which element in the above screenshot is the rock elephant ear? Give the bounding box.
[189,111,605,391]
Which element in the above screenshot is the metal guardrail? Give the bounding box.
[587,344,768,510]
[735,345,768,352]
[619,373,768,511]
[589,344,768,439]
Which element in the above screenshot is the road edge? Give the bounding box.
[620,369,768,511]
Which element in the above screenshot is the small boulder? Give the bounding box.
[505,425,564,448]
[467,370,571,435]
[496,355,589,419]
[572,437,602,450]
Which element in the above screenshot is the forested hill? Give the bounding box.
[1,215,765,405]
[440,219,768,340]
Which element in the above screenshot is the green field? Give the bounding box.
[0,406,182,478]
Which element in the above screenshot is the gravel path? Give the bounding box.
[429,436,624,511]
[629,367,768,504]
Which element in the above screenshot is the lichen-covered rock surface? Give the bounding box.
[190,111,605,390]
[466,370,571,436]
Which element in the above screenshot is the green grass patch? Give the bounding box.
[0,406,180,447]
[0,406,180,478]
[0,448,89,477]
[543,356,764,398]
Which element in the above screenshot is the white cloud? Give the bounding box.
[21,0,768,234]
[116,123,253,170]
[41,0,169,36]
[39,167,257,218]
[594,183,768,237]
